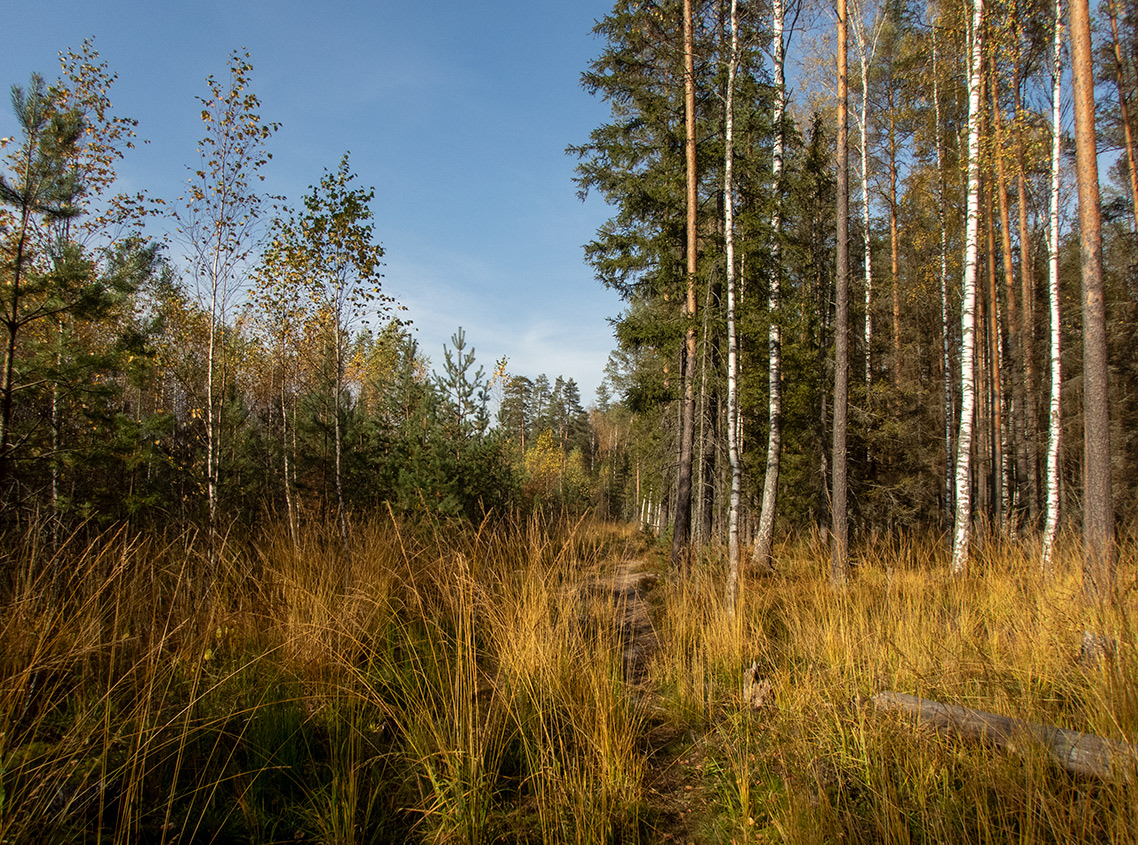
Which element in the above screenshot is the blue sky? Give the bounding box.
[1,0,625,402]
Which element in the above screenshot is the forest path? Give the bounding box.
[578,545,711,843]
[578,551,660,683]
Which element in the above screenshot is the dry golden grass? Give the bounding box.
[650,527,1138,844]
[0,516,1133,843]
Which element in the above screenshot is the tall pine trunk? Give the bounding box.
[1069,0,1117,598]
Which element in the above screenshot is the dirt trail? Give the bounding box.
[579,556,660,682]
[580,552,712,843]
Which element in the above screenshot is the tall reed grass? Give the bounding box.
[0,516,1132,843]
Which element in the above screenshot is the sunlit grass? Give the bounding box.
[0,516,1133,842]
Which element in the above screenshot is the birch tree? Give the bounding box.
[173,50,277,551]
[951,0,986,576]
[264,154,387,543]
[673,0,699,568]
[851,0,884,391]
[1042,2,1063,573]
[833,0,852,585]
[725,0,743,612]
[752,0,791,574]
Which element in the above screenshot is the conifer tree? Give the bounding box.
[0,75,84,492]
[1069,0,1116,596]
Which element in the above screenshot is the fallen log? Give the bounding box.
[872,691,1137,780]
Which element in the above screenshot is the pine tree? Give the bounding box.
[0,75,84,493]
[1069,0,1116,597]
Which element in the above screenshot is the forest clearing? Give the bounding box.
[5,0,1138,839]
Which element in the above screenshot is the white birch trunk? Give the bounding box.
[333,318,348,549]
[281,377,297,545]
[951,0,986,576]
[1042,4,1064,573]
[853,12,880,389]
[726,0,743,614]
[933,18,955,521]
[752,0,786,573]
[206,262,219,562]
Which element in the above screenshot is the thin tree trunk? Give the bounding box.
[206,271,219,564]
[985,174,1005,530]
[833,0,851,585]
[853,6,881,392]
[992,62,1027,530]
[1106,0,1138,237]
[889,105,901,388]
[752,0,786,574]
[1043,5,1063,574]
[976,256,990,518]
[1069,0,1117,598]
[933,17,955,524]
[673,0,699,568]
[952,0,986,577]
[726,0,743,613]
[1014,40,1040,523]
[696,274,715,547]
[51,319,63,546]
[281,376,296,544]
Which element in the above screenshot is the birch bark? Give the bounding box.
[672,0,699,568]
[951,0,986,576]
[726,0,743,613]
[1042,4,1063,574]
[752,0,787,574]
[833,0,851,585]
